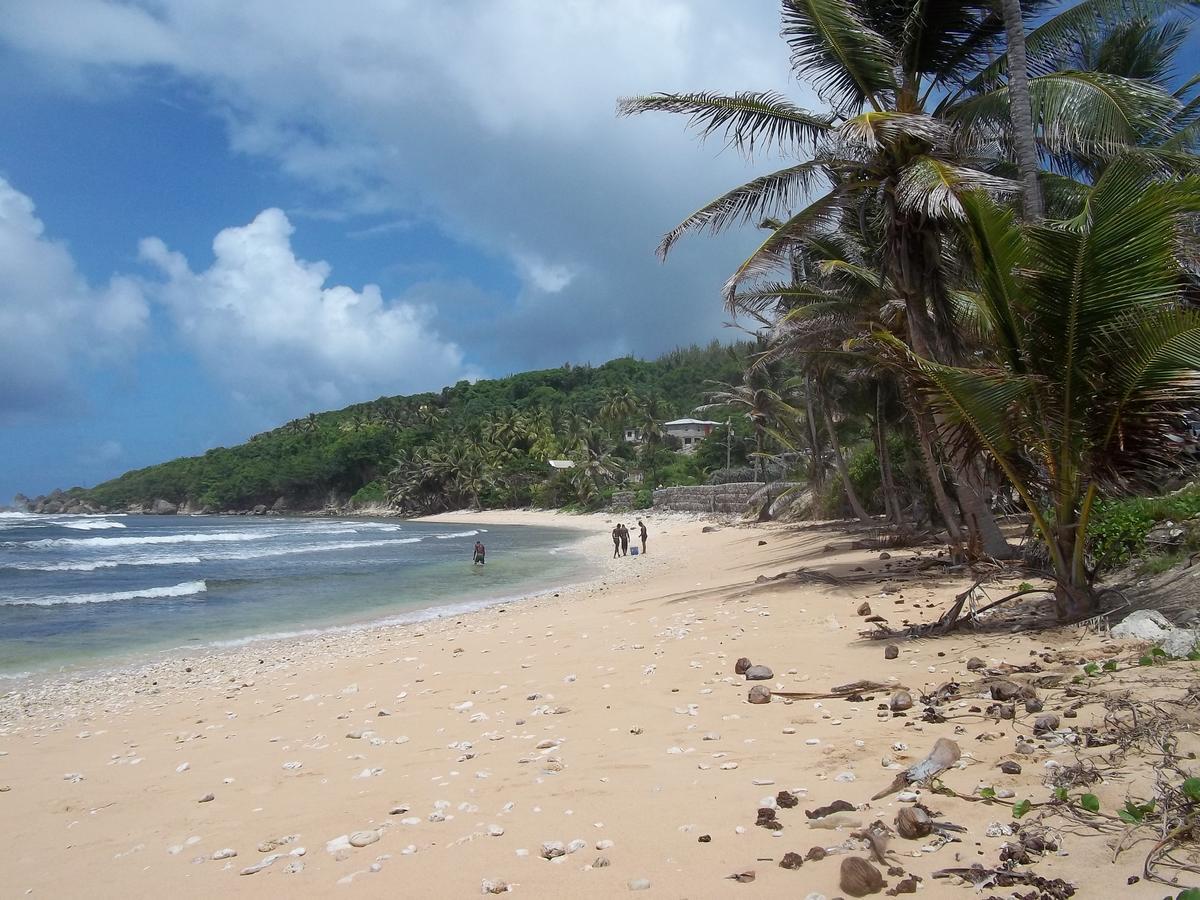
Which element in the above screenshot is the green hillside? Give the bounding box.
[61,342,753,514]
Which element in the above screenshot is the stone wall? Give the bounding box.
[652,482,798,515]
[609,491,636,510]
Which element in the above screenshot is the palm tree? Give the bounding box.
[618,0,1183,558]
[701,348,794,483]
[600,388,640,436]
[891,161,1200,618]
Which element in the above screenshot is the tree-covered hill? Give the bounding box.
[43,342,750,514]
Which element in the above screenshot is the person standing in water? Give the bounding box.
[619,523,630,557]
[611,525,622,559]
[637,519,648,555]
[473,541,486,565]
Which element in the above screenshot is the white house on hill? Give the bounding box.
[624,418,723,454]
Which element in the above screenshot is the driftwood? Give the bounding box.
[771,680,906,701]
[871,738,961,801]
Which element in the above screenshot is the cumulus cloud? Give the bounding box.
[0,176,146,420]
[139,208,472,416]
[0,0,802,379]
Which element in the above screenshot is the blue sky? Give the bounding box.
[0,0,795,502]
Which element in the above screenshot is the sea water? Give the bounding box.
[0,512,589,678]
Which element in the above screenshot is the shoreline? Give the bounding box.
[0,510,635,698]
[0,510,1181,898]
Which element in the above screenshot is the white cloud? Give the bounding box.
[0,177,147,419]
[0,0,804,374]
[515,253,578,294]
[139,208,472,416]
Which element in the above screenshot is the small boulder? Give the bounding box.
[857,602,872,616]
[748,685,772,704]
[1033,714,1060,735]
[999,761,1022,775]
[779,851,804,870]
[966,657,985,671]
[884,644,899,660]
[735,657,752,675]
[889,690,913,712]
[744,665,774,681]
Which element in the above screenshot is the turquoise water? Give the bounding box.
[0,513,589,677]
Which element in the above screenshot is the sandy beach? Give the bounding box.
[0,510,1190,898]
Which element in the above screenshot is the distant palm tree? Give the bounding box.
[600,388,640,435]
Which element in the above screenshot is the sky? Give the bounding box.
[0,0,806,503]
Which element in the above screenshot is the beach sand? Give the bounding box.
[0,509,1188,898]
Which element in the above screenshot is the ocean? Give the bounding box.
[0,512,589,679]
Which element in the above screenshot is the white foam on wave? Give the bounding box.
[435,530,480,540]
[213,537,423,561]
[59,519,126,530]
[5,555,203,572]
[24,531,280,549]
[3,580,208,607]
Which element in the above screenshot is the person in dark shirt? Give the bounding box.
[473,541,486,565]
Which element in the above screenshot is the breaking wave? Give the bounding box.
[3,580,208,607]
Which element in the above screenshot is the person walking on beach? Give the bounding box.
[619,523,630,557]
[638,519,648,555]
[611,525,622,559]
[473,541,486,566]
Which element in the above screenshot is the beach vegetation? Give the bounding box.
[620,0,1199,617]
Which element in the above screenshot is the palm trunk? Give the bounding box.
[888,206,1014,560]
[1001,0,1043,219]
[876,383,904,525]
[818,387,871,524]
[804,373,825,519]
[906,390,966,555]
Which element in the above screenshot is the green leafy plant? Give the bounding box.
[1118,799,1156,825]
[979,786,997,800]
[1080,793,1101,813]
[1012,799,1032,819]
[1182,778,1200,802]
[1053,787,1069,802]
[1083,662,1100,676]
[1140,647,1170,666]
[1102,660,1118,672]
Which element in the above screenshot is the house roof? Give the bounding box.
[663,418,722,427]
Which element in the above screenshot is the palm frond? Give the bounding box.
[655,161,829,259]
[895,156,1019,220]
[958,192,1030,373]
[725,282,842,316]
[970,0,1198,89]
[835,111,948,149]
[616,91,833,155]
[721,185,860,308]
[952,70,1181,159]
[781,0,898,112]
